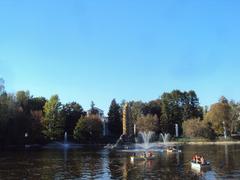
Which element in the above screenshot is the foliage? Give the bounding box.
[128,101,145,123]
[0,91,46,146]
[1,86,239,146]
[42,95,65,140]
[108,99,122,136]
[0,93,17,145]
[142,99,161,119]
[182,118,216,140]
[204,98,231,135]
[229,100,240,133]
[74,115,103,142]
[62,102,86,138]
[160,90,202,135]
[89,101,100,115]
[136,114,159,133]
[28,97,46,111]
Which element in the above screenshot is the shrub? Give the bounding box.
[182,118,216,140]
[74,115,103,142]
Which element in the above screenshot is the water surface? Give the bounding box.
[0,144,240,179]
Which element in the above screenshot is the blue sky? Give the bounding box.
[1,0,240,114]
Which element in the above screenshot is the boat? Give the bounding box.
[166,146,181,153]
[191,161,211,171]
[130,153,156,162]
[166,148,182,153]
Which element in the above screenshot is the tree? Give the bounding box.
[182,90,203,120]
[62,102,86,138]
[108,99,122,136]
[0,93,16,147]
[219,96,228,104]
[204,97,232,135]
[28,97,46,143]
[182,118,216,140]
[74,115,103,142]
[129,101,145,123]
[28,97,46,111]
[42,95,64,140]
[89,101,99,115]
[160,90,183,134]
[13,91,32,145]
[160,90,202,135]
[142,99,161,119]
[136,114,159,132]
[16,91,31,111]
[229,101,240,133]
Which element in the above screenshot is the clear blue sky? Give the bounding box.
[1,0,240,114]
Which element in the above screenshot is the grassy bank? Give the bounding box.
[172,137,240,145]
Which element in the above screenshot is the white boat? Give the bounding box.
[130,155,156,162]
[166,148,182,153]
[191,161,211,171]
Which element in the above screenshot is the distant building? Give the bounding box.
[87,107,109,136]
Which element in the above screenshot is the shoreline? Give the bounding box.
[167,141,240,145]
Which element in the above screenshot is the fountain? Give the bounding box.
[160,133,170,144]
[63,132,69,148]
[43,131,81,149]
[137,131,155,150]
[133,131,163,152]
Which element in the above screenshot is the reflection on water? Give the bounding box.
[0,145,240,179]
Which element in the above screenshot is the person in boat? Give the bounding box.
[197,155,201,164]
[192,155,196,163]
[147,151,153,157]
[193,154,200,163]
[200,156,205,165]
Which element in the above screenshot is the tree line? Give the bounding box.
[1,77,240,147]
[0,89,104,147]
[108,91,240,140]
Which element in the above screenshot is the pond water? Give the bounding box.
[0,144,240,179]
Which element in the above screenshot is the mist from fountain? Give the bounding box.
[114,131,172,152]
[136,131,156,150]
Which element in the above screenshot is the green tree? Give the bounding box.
[142,99,161,119]
[28,97,46,111]
[0,93,16,147]
[108,99,122,136]
[62,102,86,138]
[13,91,32,145]
[74,115,103,142]
[160,90,183,134]
[182,90,203,120]
[89,101,99,115]
[28,97,46,143]
[42,95,64,140]
[204,97,232,135]
[129,101,145,123]
[160,90,202,135]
